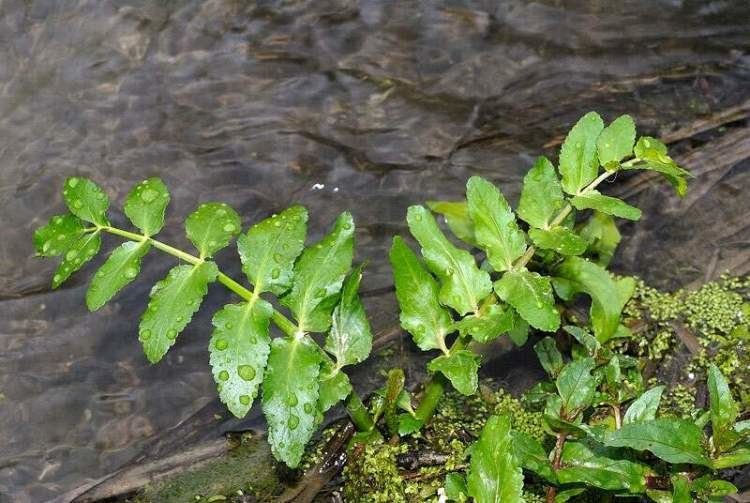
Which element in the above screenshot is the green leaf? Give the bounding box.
[712,443,750,469]
[454,302,515,343]
[426,200,477,246]
[517,156,566,229]
[554,488,586,502]
[123,177,170,236]
[510,430,556,482]
[389,236,453,352]
[33,214,85,257]
[507,312,530,346]
[262,337,323,468]
[383,368,406,435]
[467,415,525,503]
[671,474,692,503]
[185,202,241,259]
[596,115,636,168]
[494,269,560,332]
[209,299,273,418]
[282,212,354,333]
[52,231,102,289]
[708,364,740,453]
[570,191,641,221]
[557,441,651,492]
[237,205,307,295]
[428,350,479,396]
[407,205,492,315]
[466,176,527,272]
[563,326,600,357]
[318,362,352,413]
[577,212,620,266]
[534,337,564,378]
[138,262,219,363]
[630,136,690,197]
[556,357,597,417]
[528,227,587,256]
[398,414,423,436]
[604,418,711,466]
[324,264,372,367]
[555,257,633,342]
[559,112,605,195]
[86,240,151,310]
[623,386,664,425]
[62,177,109,226]
[444,473,468,501]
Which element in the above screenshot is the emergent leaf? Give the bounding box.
[454,302,515,343]
[577,212,620,266]
[517,156,566,229]
[631,136,690,197]
[124,177,170,236]
[209,299,273,418]
[559,112,605,195]
[466,176,527,272]
[623,386,664,425]
[596,115,636,168]
[426,200,477,246]
[325,264,372,368]
[237,205,307,295]
[604,418,711,466]
[52,231,102,289]
[86,240,151,310]
[62,176,109,226]
[33,214,85,257]
[671,475,692,503]
[390,236,453,352]
[494,269,560,332]
[262,337,323,468]
[556,357,597,417]
[510,430,556,482]
[185,202,241,258]
[708,364,740,453]
[318,361,352,413]
[467,415,525,503]
[528,227,587,256]
[407,205,492,315]
[534,337,564,378]
[557,441,652,492]
[282,212,354,333]
[138,262,218,363]
[428,350,479,396]
[570,191,641,221]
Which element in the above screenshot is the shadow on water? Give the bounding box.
[0,1,749,500]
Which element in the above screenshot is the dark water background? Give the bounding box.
[1,1,749,501]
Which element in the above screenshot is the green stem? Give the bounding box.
[100,225,373,430]
[413,337,467,424]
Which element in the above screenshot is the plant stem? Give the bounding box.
[546,432,568,503]
[413,337,467,424]
[99,224,373,430]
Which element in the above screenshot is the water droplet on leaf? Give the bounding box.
[215,339,229,350]
[237,365,256,381]
[239,395,251,405]
[218,370,230,381]
[287,414,300,430]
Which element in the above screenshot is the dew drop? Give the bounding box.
[65,249,78,261]
[96,270,106,278]
[139,329,152,340]
[271,268,280,279]
[223,223,235,232]
[53,274,61,284]
[124,267,137,279]
[281,243,289,250]
[286,393,298,407]
[273,221,281,227]
[57,234,66,240]
[96,192,105,200]
[237,365,256,381]
[217,208,227,216]
[444,267,454,276]
[414,213,422,222]
[314,288,326,298]
[140,188,158,202]
[73,200,83,209]
[68,178,79,188]
[343,223,352,230]
[303,403,313,414]
[239,394,251,405]
[218,370,230,381]
[272,253,282,263]
[42,241,51,252]
[166,329,178,340]
[248,335,258,344]
[215,339,229,350]
[287,414,300,430]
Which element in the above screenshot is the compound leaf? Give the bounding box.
[237,205,307,295]
[428,350,479,396]
[605,419,711,466]
[407,205,492,315]
[52,231,102,289]
[62,177,109,226]
[529,227,587,256]
[597,115,636,168]
[426,200,477,246]
[34,213,85,257]
[494,269,560,332]
[571,191,641,221]
[467,415,524,503]
[209,299,273,418]
[466,176,527,272]
[124,177,170,236]
[708,364,740,453]
[623,386,665,425]
[86,240,150,310]
[262,337,323,468]
[185,202,241,259]
[556,357,597,417]
[325,264,372,368]
[517,156,566,229]
[559,112,605,195]
[282,212,354,333]
[138,261,218,363]
[390,236,453,351]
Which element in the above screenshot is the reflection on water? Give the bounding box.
[0,0,748,500]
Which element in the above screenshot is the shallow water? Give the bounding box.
[0,1,749,501]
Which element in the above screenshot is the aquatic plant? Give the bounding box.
[33,111,700,482]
